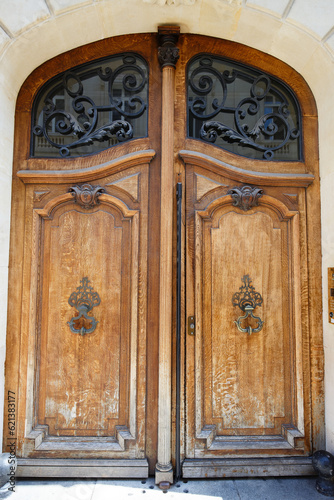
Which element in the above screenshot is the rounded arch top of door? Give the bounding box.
[15,32,318,177]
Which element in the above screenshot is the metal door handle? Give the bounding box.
[232,275,264,335]
[67,277,101,336]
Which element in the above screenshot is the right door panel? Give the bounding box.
[184,158,311,472]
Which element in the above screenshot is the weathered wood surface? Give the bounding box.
[17,458,149,478]
[182,457,315,478]
[4,32,324,479]
[184,164,308,459]
[156,26,179,484]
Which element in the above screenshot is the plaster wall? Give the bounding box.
[0,0,334,455]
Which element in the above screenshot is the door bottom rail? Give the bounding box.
[16,458,149,478]
[182,456,315,478]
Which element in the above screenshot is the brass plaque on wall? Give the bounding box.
[328,268,334,323]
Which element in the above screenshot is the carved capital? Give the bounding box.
[158,26,180,69]
[228,185,264,211]
[69,183,105,209]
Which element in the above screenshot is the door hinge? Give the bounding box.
[188,316,195,336]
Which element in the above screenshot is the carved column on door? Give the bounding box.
[155,25,180,487]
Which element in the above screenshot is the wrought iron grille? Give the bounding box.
[187,55,301,161]
[31,53,148,158]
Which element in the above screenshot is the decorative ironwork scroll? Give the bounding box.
[232,275,264,335]
[67,277,101,336]
[69,183,105,209]
[32,54,148,158]
[188,55,301,160]
[228,185,264,211]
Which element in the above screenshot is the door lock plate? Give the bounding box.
[188,316,195,336]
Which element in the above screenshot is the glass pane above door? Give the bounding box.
[187,55,301,161]
[31,53,148,158]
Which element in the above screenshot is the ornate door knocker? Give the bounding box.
[232,275,264,335]
[67,277,101,336]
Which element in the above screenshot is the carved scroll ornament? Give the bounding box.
[69,184,105,209]
[228,185,263,211]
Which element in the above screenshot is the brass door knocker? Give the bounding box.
[67,277,101,336]
[232,275,264,335]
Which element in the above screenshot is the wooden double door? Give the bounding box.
[5,32,323,481]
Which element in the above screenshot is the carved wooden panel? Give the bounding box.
[185,162,308,459]
[6,33,323,479]
[20,164,149,459]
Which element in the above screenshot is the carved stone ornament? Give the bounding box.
[144,0,196,5]
[228,185,264,211]
[69,184,105,209]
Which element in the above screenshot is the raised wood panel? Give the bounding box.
[208,212,286,431]
[42,209,129,435]
[20,165,149,459]
[185,163,307,459]
[195,173,228,202]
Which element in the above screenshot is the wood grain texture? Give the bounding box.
[157,63,175,476]
[4,32,324,479]
[5,33,163,474]
[182,457,315,478]
[179,151,315,187]
[17,150,155,183]
[20,165,150,460]
[176,33,323,472]
[185,170,306,458]
[16,458,149,478]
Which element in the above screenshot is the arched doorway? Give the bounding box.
[4,29,323,483]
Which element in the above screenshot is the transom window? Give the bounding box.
[32,53,148,158]
[31,51,302,162]
[187,55,301,161]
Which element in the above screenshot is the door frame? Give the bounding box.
[4,30,324,482]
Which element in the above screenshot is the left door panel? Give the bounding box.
[14,157,152,476]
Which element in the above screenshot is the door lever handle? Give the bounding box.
[232,275,264,335]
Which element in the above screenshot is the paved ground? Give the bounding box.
[0,476,326,500]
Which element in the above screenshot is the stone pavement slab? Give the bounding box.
[0,476,325,500]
